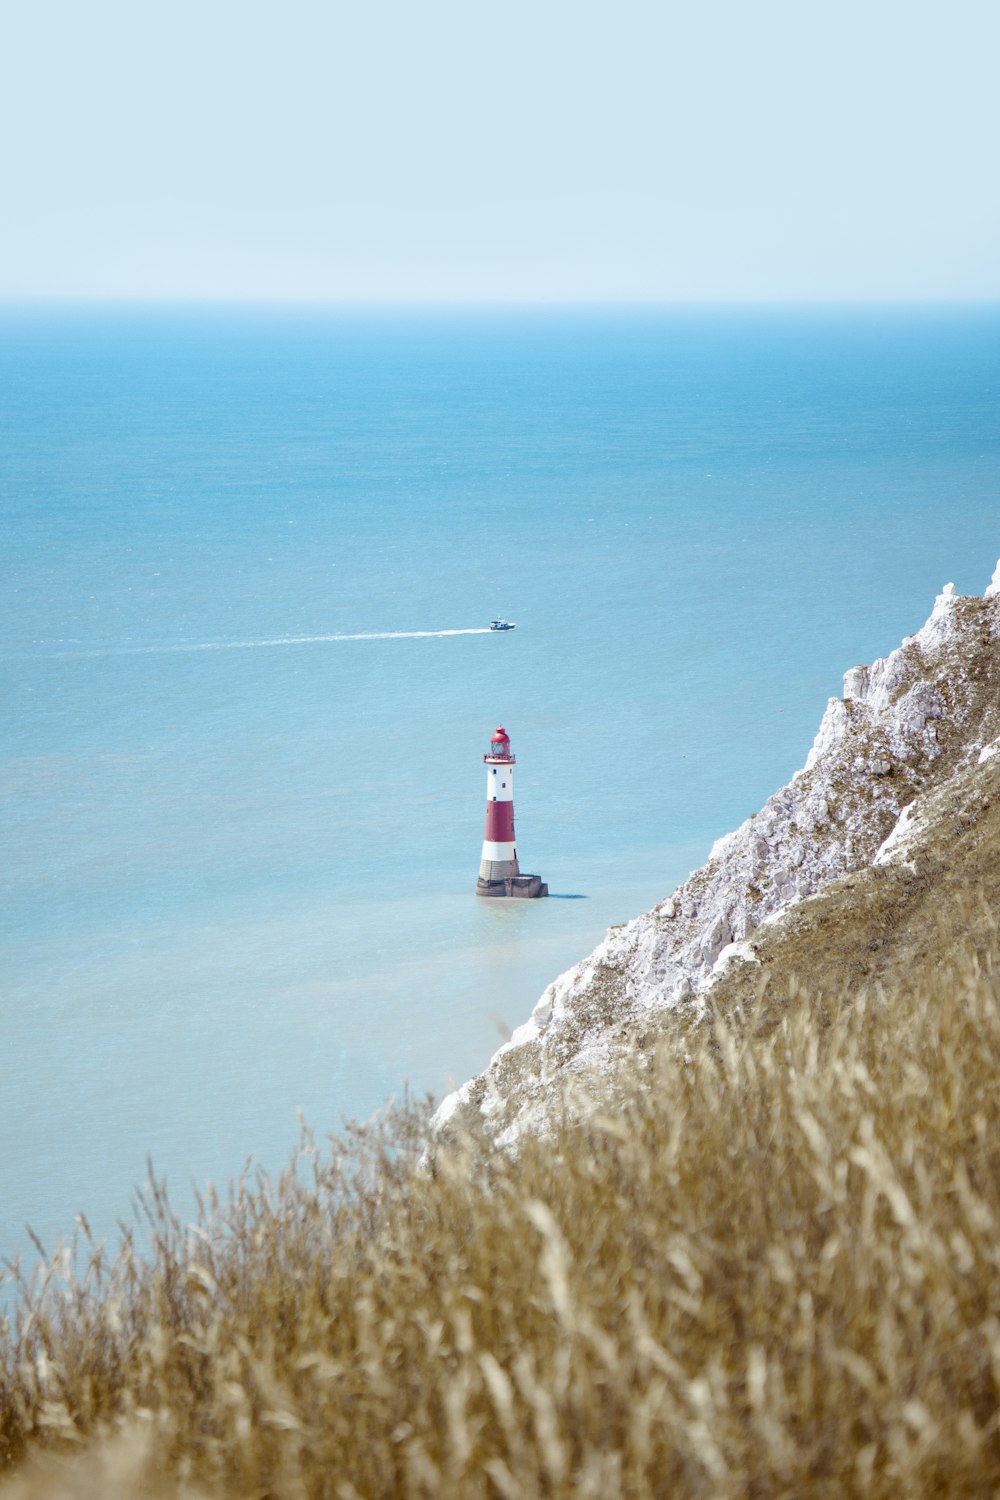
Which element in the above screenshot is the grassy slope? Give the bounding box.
[3,757,1000,1497]
[705,750,1000,1024]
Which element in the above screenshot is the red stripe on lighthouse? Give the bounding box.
[484,801,515,842]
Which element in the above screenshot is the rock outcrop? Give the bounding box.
[437,563,1000,1144]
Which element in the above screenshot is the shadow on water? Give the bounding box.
[547,893,588,900]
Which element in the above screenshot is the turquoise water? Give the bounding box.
[2,304,999,1265]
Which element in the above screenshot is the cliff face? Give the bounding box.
[437,563,1000,1144]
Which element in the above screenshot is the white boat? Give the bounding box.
[489,618,516,631]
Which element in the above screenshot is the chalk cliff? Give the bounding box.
[437,561,1000,1143]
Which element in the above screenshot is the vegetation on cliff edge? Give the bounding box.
[2,913,1000,1498]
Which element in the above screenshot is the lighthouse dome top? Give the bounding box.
[484,725,515,764]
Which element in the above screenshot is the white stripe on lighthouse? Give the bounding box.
[480,840,516,862]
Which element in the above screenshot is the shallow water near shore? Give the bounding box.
[2,303,999,1269]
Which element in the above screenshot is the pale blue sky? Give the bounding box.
[2,0,998,301]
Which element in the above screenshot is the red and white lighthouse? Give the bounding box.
[477,726,548,899]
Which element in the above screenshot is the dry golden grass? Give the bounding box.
[3,938,1000,1498]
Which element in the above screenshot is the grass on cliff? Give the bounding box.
[3,934,1000,1498]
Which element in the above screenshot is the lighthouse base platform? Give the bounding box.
[476,873,548,900]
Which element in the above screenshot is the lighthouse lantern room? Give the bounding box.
[476,726,548,899]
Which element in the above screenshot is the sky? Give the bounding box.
[2,0,998,302]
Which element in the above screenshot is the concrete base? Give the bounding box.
[478,857,520,884]
[476,873,548,899]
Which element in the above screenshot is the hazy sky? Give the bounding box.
[3,0,998,301]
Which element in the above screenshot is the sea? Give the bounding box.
[2,303,998,1275]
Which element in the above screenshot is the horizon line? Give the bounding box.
[2,294,999,312]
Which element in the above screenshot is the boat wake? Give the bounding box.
[47,628,495,658]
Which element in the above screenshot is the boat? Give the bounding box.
[489,618,516,631]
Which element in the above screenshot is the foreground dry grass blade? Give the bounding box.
[3,934,1000,1497]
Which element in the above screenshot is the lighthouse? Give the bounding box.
[477,726,548,899]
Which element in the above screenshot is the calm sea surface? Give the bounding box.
[2,304,998,1267]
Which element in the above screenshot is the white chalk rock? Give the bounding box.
[712,940,759,976]
[433,573,1000,1144]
